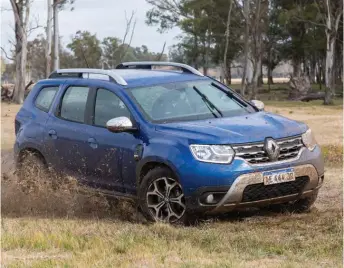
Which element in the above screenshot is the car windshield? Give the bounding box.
[128,80,256,123]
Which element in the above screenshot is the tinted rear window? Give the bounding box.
[60,86,90,123]
[35,86,59,112]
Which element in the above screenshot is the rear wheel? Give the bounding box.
[16,151,48,193]
[138,167,187,224]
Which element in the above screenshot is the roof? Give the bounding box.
[114,69,208,87]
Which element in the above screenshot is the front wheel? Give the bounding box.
[138,167,187,224]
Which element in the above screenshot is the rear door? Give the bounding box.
[16,84,60,156]
[44,81,96,178]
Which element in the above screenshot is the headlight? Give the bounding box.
[190,145,235,164]
[302,129,317,151]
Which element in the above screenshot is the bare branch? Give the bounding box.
[120,18,137,62]
[0,47,14,61]
[334,9,343,31]
[122,11,135,45]
[0,7,12,12]
[8,38,16,47]
[27,15,42,36]
[293,17,326,27]
[127,19,136,46]
[156,41,166,61]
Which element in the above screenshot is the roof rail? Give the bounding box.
[115,61,204,77]
[49,68,128,86]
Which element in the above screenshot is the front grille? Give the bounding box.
[241,176,309,203]
[233,136,304,164]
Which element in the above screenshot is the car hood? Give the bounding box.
[154,111,308,144]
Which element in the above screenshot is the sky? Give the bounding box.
[0,0,182,58]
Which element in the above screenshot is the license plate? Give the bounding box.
[263,168,295,185]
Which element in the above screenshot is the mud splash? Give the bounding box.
[1,150,143,222]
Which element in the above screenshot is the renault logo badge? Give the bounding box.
[264,138,280,161]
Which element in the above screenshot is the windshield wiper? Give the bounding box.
[210,82,249,108]
[192,86,223,117]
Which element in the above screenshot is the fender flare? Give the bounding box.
[136,156,181,186]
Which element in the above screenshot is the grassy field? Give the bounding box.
[1,100,343,267]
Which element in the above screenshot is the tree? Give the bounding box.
[246,0,268,99]
[321,0,343,104]
[241,0,250,95]
[52,0,75,70]
[169,44,187,63]
[10,0,32,104]
[146,0,208,70]
[60,48,75,68]
[262,0,286,85]
[67,31,102,68]
[0,57,6,76]
[278,0,343,104]
[27,36,46,80]
[209,0,242,84]
[223,0,234,84]
[102,37,121,68]
[45,0,53,77]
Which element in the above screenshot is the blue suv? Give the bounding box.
[14,62,324,223]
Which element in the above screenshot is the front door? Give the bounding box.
[83,87,141,194]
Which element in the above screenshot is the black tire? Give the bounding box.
[138,166,189,224]
[16,151,48,193]
[268,190,319,213]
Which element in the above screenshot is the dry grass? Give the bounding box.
[1,102,343,267]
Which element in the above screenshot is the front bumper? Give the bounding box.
[185,164,323,214]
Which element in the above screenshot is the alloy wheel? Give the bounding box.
[146,177,186,223]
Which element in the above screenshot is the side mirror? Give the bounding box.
[106,117,137,133]
[251,100,265,111]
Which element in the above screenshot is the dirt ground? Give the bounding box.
[1,102,343,267]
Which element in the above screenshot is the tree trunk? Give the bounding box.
[251,56,261,99]
[241,0,250,96]
[258,61,263,86]
[321,57,326,84]
[201,38,208,76]
[323,0,342,105]
[249,0,262,100]
[53,1,60,70]
[292,58,301,77]
[324,34,335,105]
[10,0,30,104]
[45,0,53,77]
[267,47,273,85]
[226,64,232,85]
[334,40,343,85]
[267,65,273,85]
[223,0,233,85]
[309,57,316,84]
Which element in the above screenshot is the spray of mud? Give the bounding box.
[1,151,145,222]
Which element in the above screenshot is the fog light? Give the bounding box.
[206,194,214,204]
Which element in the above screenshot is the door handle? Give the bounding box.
[88,137,98,149]
[48,129,57,139]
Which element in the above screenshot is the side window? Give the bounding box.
[35,86,59,112]
[60,86,89,123]
[94,88,131,127]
